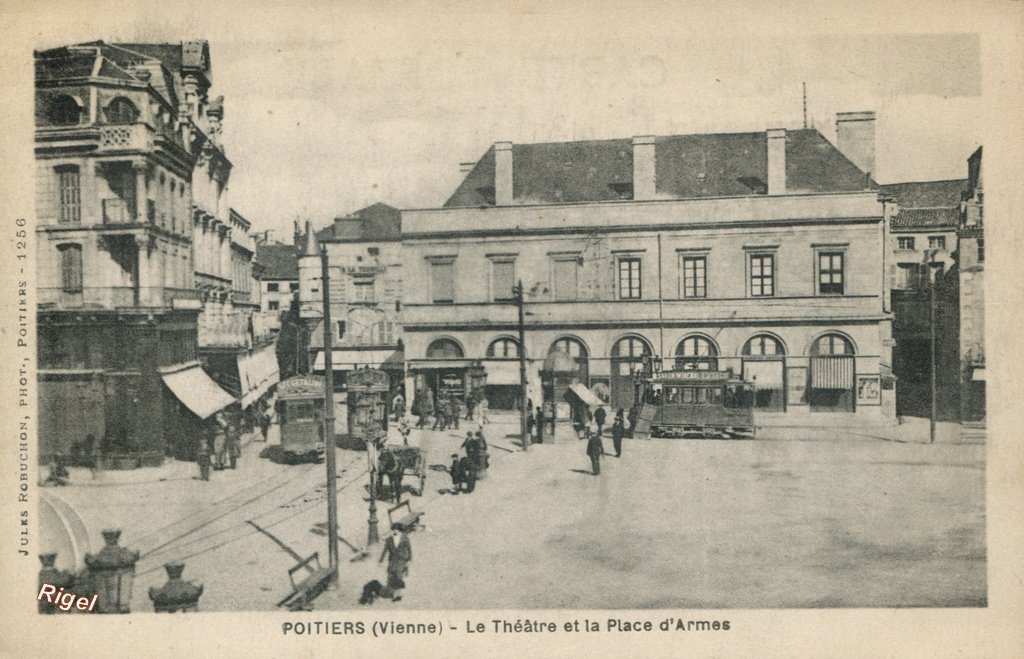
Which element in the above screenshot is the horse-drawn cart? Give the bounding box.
[375,444,426,499]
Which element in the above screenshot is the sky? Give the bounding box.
[17,3,985,243]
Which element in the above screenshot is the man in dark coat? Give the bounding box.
[197,435,211,481]
[459,455,477,493]
[586,429,604,475]
[451,397,462,430]
[534,407,545,444]
[594,405,607,437]
[379,523,412,601]
[611,417,625,458]
[449,454,464,493]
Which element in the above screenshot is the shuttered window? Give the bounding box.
[431,261,454,303]
[552,257,579,301]
[59,243,83,293]
[57,166,81,224]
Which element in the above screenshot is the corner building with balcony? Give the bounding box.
[34,42,214,465]
[402,113,897,427]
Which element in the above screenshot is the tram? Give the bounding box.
[636,368,755,439]
[275,375,326,462]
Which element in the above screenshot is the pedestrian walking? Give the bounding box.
[534,406,544,444]
[398,417,411,446]
[586,428,604,475]
[451,397,462,430]
[392,392,405,422]
[449,453,464,493]
[259,410,271,441]
[379,523,412,601]
[197,435,211,481]
[611,415,625,457]
[226,422,241,469]
[627,405,639,437]
[478,397,490,425]
[594,405,607,437]
[465,392,477,421]
[526,409,535,437]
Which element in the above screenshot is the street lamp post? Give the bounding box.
[512,280,529,450]
[357,393,381,546]
[924,248,940,444]
[320,247,339,585]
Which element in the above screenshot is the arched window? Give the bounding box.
[611,335,652,360]
[811,333,855,356]
[675,335,718,370]
[105,97,139,124]
[743,334,785,357]
[426,338,464,359]
[549,336,589,383]
[47,94,82,126]
[486,337,520,358]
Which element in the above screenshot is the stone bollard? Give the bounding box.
[38,553,74,614]
[83,529,139,613]
[149,561,204,613]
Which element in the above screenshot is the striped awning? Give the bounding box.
[161,364,236,420]
[811,357,854,390]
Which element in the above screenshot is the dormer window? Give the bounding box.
[46,94,83,126]
[105,97,139,125]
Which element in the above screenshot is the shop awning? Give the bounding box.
[161,363,236,420]
[569,382,604,408]
[484,360,520,385]
[743,360,784,388]
[240,345,281,408]
[313,349,404,372]
[810,357,854,390]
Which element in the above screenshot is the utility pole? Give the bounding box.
[320,247,339,584]
[928,251,938,444]
[514,280,529,450]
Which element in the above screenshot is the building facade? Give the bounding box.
[954,147,985,422]
[401,115,897,427]
[34,42,236,465]
[880,179,966,419]
[298,204,405,433]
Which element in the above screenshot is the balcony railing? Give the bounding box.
[98,123,154,152]
[103,198,134,224]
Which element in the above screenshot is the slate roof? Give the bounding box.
[444,128,874,208]
[255,244,299,280]
[317,202,402,242]
[880,179,968,208]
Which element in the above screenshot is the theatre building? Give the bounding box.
[401,113,897,425]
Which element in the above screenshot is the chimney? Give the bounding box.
[835,111,876,181]
[293,220,301,246]
[766,128,787,195]
[494,141,513,205]
[459,162,475,175]
[632,136,656,200]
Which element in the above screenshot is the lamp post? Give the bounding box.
[512,280,529,450]
[924,248,941,444]
[356,393,381,546]
[320,247,339,585]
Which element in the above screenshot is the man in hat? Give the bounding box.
[459,453,478,493]
[586,427,604,476]
[379,523,412,601]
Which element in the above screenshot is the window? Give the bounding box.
[430,260,455,304]
[617,256,642,299]
[47,95,82,126]
[895,263,925,289]
[105,97,139,124]
[267,282,279,292]
[289,282,300,292]
[491,259,516,302]
[58,244,83,293]
[486,337,520,358]
[549,336,589,382]
[367,247,380,256]
[978,238,984,262]
[268,301,279,311]
[353,279,375,303]
[750,254,774,297]
[897,236,915,250]
[928,235,946,250]
[818,252,845,295]
[675,335,719,370]
[811,333,854,356]
[427,338,463,359]
[552,256,579,301]
[681,255,706,298]
[743,335,785,356]
[56,166,81,225]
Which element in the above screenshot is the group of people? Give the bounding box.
[449,430,489,494]
[196,411,243,481]
[409,389,489,431]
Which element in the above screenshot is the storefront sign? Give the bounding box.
[786,367,807,405]
[857,375,881,405]
[654,370,730,382]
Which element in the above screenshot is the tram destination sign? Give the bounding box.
[653,370,732,382]
[277,375,327,398]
